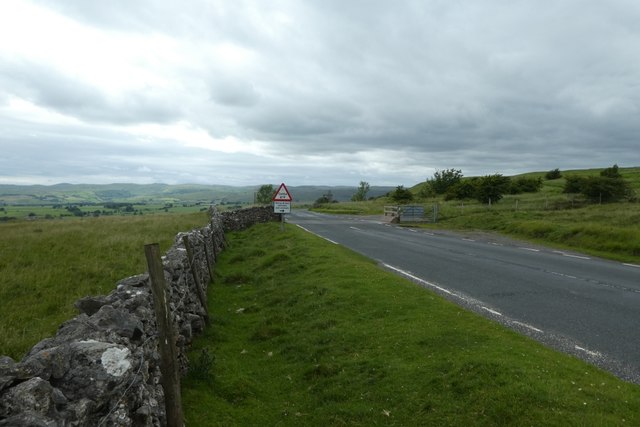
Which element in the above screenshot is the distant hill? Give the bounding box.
[410,166,640,193]
[0,183,395,206]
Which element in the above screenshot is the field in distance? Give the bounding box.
[0,183,394,217]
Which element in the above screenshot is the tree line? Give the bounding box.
[256,164,634,207]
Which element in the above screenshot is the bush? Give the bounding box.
[256,184,275,205]
[545,168,562,180]
[509,177,542,194]
[563,176,585,194]
[389,186,414,203]
[418,184,435,199]
[600,164,622,179]
[581,176,631,203]
[475,174,511,204]
[444,180,477,201]
[564,173,632,203]
[429,169,463,195]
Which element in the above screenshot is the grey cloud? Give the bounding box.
[210,78,261,108]
[3,0,640,186]
[0,59,182,125]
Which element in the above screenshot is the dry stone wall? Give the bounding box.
[0,206,277,426]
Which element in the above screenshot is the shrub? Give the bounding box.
[475,174,511,204]
[563,176,586,194]
[389,186,414,203]
[564,173,632,203]
[600,164,622,179]
[581,176,631,203]
[545,168,562,180]
[444,180,477,201]
[509,177,543,194]
[429,169,463,194]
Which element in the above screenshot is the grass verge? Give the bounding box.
[183,222,640,426]
[0,212,208,360]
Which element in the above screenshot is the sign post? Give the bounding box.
[272,183,292,231]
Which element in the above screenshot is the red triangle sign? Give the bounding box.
[272,183,293,202]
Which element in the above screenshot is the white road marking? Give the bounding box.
[550,271,577,279]
[349,226,361,231]
[575,345,602,358]
[381,263,453,295]
[511,321,543,333]
[408,229,417,233]
[381,263,555,347]
[520,247,540,252]
[295,224,339,245]
[623,263,640,269]
[563,254,590,260]
[553,250,590,260]
[462,238,475,242]
[490,242,503,246]
[425,232,435,236]
[481,306,503,316]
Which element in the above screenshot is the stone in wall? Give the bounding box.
[221,206,280,231]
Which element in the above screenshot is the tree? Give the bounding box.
[600,164,621,179]
[429,169,463,194]
[545,168,562,180]
[256,184,274,205]
[418,183,435,199]
[581,176,631,203]
[313,190,336,207]
[444,180,477,200]
[389,186,414,203]
[509,177,542,194]
[351,181,370,201]
[564,169,632,203]
[563,176,585,194]
[475,174,511,204]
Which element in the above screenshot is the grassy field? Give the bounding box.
[0,202,210,220]
[0,212,208,360]
[312,167,640,263]
[182,222,640,426]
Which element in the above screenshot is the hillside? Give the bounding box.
[311,166,640,262]
[0,183,394,206]
[410,166,640,194]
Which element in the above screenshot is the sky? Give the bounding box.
[1,1,639,187]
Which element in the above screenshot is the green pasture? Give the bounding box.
[0,212,208,360]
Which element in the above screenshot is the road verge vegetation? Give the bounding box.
[182,222,640,425]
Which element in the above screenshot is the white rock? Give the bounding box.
[101,347,132,377]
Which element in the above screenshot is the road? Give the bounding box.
[288,210,640,383]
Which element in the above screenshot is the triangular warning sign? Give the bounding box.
[272,183,293,201]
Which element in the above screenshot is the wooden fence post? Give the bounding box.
[144,243,184,427]
[182,235,209,325]
[202,232,214,282]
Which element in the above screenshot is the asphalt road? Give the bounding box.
[288,210,640,384]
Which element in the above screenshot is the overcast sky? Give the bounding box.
[1,1,639,186]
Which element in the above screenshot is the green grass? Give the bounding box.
[0,212,208,360]
[0,203,209,220]
[311,199,388,216]
[182,222,640,426]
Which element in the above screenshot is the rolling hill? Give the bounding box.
[0,183,395,206]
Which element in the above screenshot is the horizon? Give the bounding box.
[1,164,637,189]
